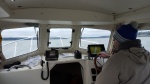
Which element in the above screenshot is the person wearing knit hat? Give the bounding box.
[113,22,138,43]
[111,21,139,53]
[96,22,150,84]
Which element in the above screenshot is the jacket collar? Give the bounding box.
[118,39,142,51]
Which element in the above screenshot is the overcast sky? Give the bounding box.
[1,27,38,37]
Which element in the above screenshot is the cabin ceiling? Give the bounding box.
[0,0,150,25]
[3,0,150,15]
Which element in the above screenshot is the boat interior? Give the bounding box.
[0,0,150,84]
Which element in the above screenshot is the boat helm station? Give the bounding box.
[1,0,150,84]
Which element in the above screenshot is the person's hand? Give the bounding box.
[97,52,110,58]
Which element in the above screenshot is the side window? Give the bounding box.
[2,27,39,59]
[48,28,72,48]
[137,30,150,51]
[80,28,111,49]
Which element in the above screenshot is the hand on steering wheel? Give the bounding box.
[97,52,110,58]
[94,52,110,73]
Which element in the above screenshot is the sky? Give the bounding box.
[81,28,111,37]
[1,27,38,37]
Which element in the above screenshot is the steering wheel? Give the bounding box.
[94,54,110,73]
[94,55,103,73]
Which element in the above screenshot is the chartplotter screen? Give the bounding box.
[88,44,105,57]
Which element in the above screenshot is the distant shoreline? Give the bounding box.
[2,35,150,41]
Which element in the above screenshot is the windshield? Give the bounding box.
[48,28,72,48]
[80,28,111,50]
[1,27,39,59]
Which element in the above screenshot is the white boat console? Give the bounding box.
[0,54,101,84]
